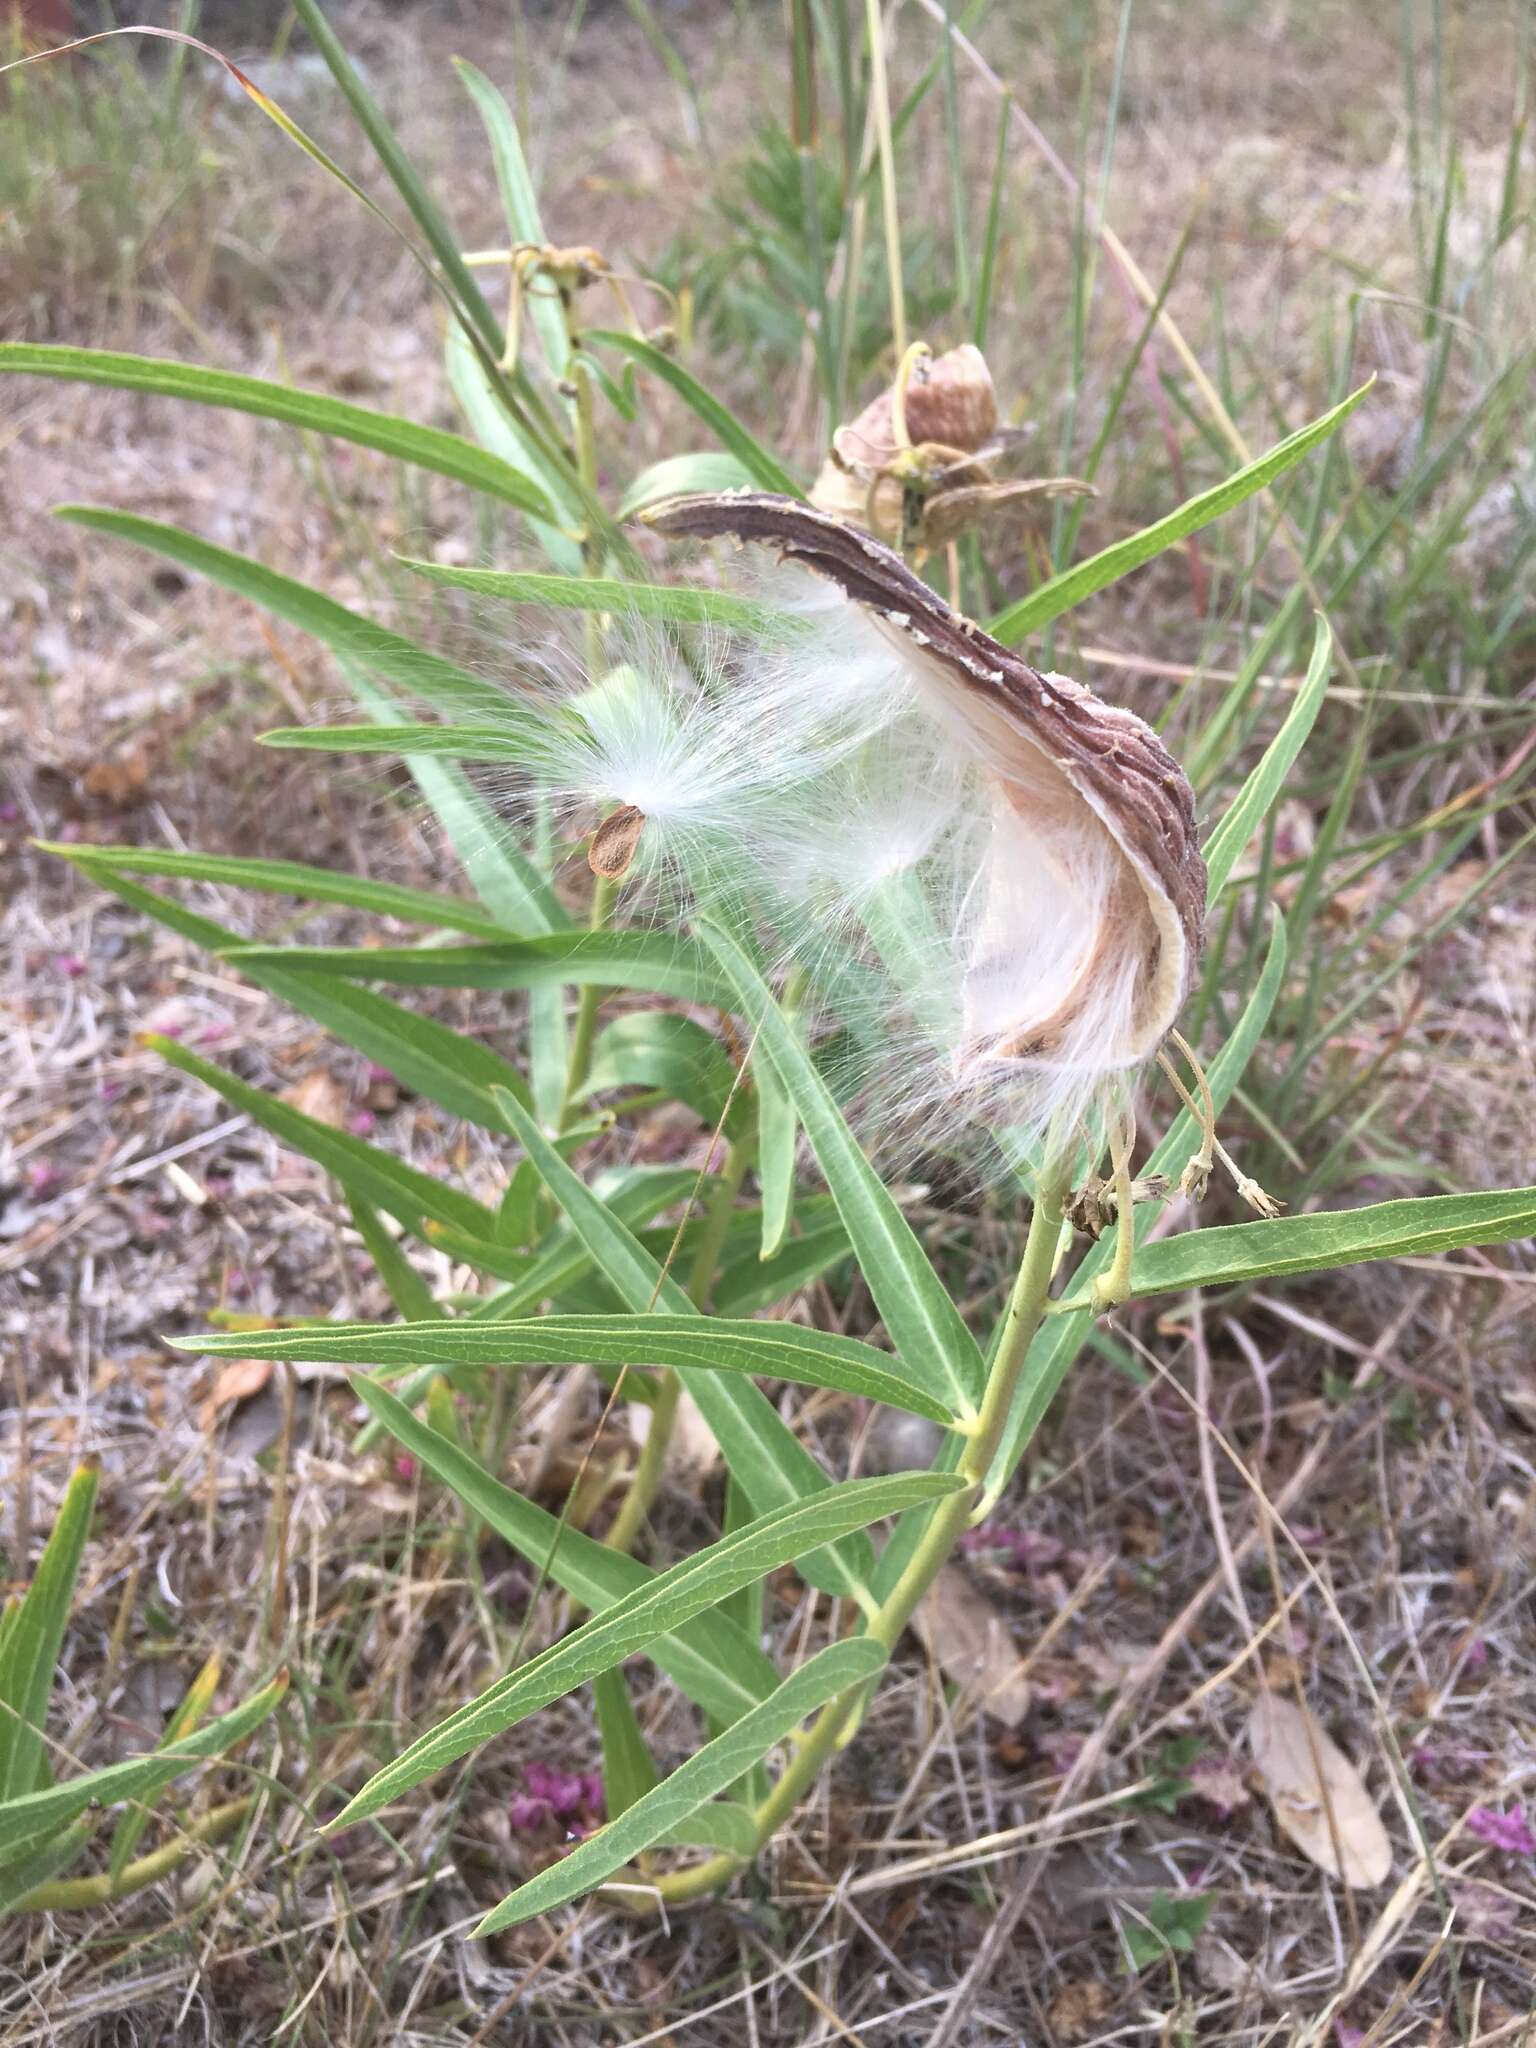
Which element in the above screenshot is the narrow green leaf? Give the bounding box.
[617,452,757,520]
[0,345,553,517]
[0,1819,94,1918]
[330,1456,949,1833]
[755,1032,797,1261]
[490,1090,882,1602]
[348,1196,443,1324]
[713,1223,853,1316]
[475,1638,886,1932]
[223,933,729,1007]
[443,322,584,575]
[986,384,1372,645]
[583,1013,743,1134]
[148,1037,497,1242]
[348,1378,777,1722]
[0,1676,286,1854]
[697,921,986,1419]
[180,1314,957,1427]
[53,508,507,723]
[397,559,796,636]
[651,1801,758,1856]
[106,1654,222,1884]
[0,1465,98,1802]
[586,330,804,498]
[288,0,506,358]
[453,60,569,376]
[593,1669,660,1821]
[1203,617,1334,897]
[1060,1185,1536,1307]
[44,842,509,940]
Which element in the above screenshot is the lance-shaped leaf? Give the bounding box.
[350,1378,777,1722]
[397,558,796,636]
[1204,616,1334,896]
[0,1464,98,1802]
[585,330,803,498]
[43,841,509,940]
[327,1463,955,1833]
[223,933,730,1007]
[0,1676,286,1855]
[697,920,986,1418]
[490,1091,881,1604]
[181,1314,957,1427]
[985,383,1371,643]
[1055,1185,1536,1308]
[53,508,520,728]
[0,344,554,517]
[475,1637,886,1933]
[148,1037,497,1242]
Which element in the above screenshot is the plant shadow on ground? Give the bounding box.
[0,0,1533,2041]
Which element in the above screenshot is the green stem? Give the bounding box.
[558,872,616,1131]
[16,1797,255,1913]
[646,1167,1070,1906]
[603,1134,756,1558]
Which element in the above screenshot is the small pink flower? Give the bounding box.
[99,1081,124,1103]
[1461,1637,1489,1671]
[365,1063,395,1085]
[1334,2025,1366,2048]
[393,1454,418,1482]
[197,1022,230,1047]
[27,1161,59,1197]
[55,953,86,978]
[347,1110,375,1137]
[511,1761,604,1837]
[1465,1805,1536,1856]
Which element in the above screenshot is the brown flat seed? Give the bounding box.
[588,803,646,880]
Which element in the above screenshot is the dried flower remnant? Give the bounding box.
[1465,1804,1536,1856]
[646,491,1207,1140]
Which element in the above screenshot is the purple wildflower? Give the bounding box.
[55,953,86,978]
[27,1161,59,1197]
[1465,1805,1536,1856]
[510,1761,605,1838]
[393,1454,418,1483]
[347,1109,375,1137]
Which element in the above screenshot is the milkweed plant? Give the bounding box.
[5,2,1535,1933]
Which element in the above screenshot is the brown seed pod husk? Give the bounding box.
[643,492,1207,1071]
[588,803,647,880]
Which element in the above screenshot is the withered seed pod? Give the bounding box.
[645,492,1207,1081]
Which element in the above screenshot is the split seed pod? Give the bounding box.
[645,493,1207,1113]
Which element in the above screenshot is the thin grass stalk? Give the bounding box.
[863,0,906,356]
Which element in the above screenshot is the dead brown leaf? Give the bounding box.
[1246,1691,1392,1888]
[1046,1979,1113,2041]
[909,1564,1032,1727]
[281,1068,347,1127]
[202,1357,273,1425]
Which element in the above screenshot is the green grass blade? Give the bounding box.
[475,1638,886,1932]
[41,842,509,940]
[986,384,1372,645]
[347,1378,778,1721]
[288,0,504,358]
[182,1315,957,1427]
[1058,1187,1536,1307]
[0,345,554,518]
[0,1677,286,1855]
[147,1036,497,1242]
[698,920,986,1420]
[585,330,804,497]
[0,1464,99,1803]
[1203,616,1334,897]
